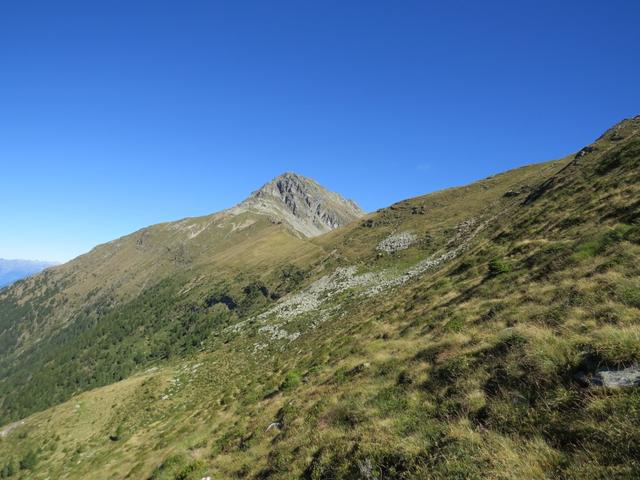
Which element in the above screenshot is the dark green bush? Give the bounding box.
[0,462,16,478]
[280,371,302,391]
[619,286,640,308]
[488,258,512,276]
[19,451,37,471]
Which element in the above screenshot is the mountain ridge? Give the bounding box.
[0,172,362,421]
[1,117,640,479]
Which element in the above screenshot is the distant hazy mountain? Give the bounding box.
[0,259,58,288]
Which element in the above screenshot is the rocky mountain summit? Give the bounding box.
[232,172,364,237]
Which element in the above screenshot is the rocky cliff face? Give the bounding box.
[232,172,365,237]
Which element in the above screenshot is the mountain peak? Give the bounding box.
[233,172,364,237]
[251,172,319,197]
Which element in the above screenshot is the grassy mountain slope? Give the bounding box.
[1,117,640,479]
[0,175,361,423]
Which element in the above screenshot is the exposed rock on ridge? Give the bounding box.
[231,172,364,237]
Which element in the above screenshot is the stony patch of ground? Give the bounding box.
[230,216,492,352]
[377,231,417,253]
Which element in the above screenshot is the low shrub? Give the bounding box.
[488,258,512,276]
[443,316,465,333]
[0,462,16,478]
[619,285,640,309]
[18,451,38,471]
[280,371,302,391]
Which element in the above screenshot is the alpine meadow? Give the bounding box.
[1,117,640,479]
[2,2,640,479]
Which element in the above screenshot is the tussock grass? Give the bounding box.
[3,120,640,478]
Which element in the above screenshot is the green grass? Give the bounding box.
[488,258,512,276]
[1,117,640,479]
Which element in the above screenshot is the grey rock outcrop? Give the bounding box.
[576,365,640,388]
[231,172,364,237]
[594,366,640,388]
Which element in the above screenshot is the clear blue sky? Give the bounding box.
[1,1,639,262]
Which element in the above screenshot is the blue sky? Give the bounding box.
[1,1,639,262]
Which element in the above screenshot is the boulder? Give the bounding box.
[594,366,640,388]
[575,365,640,388]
